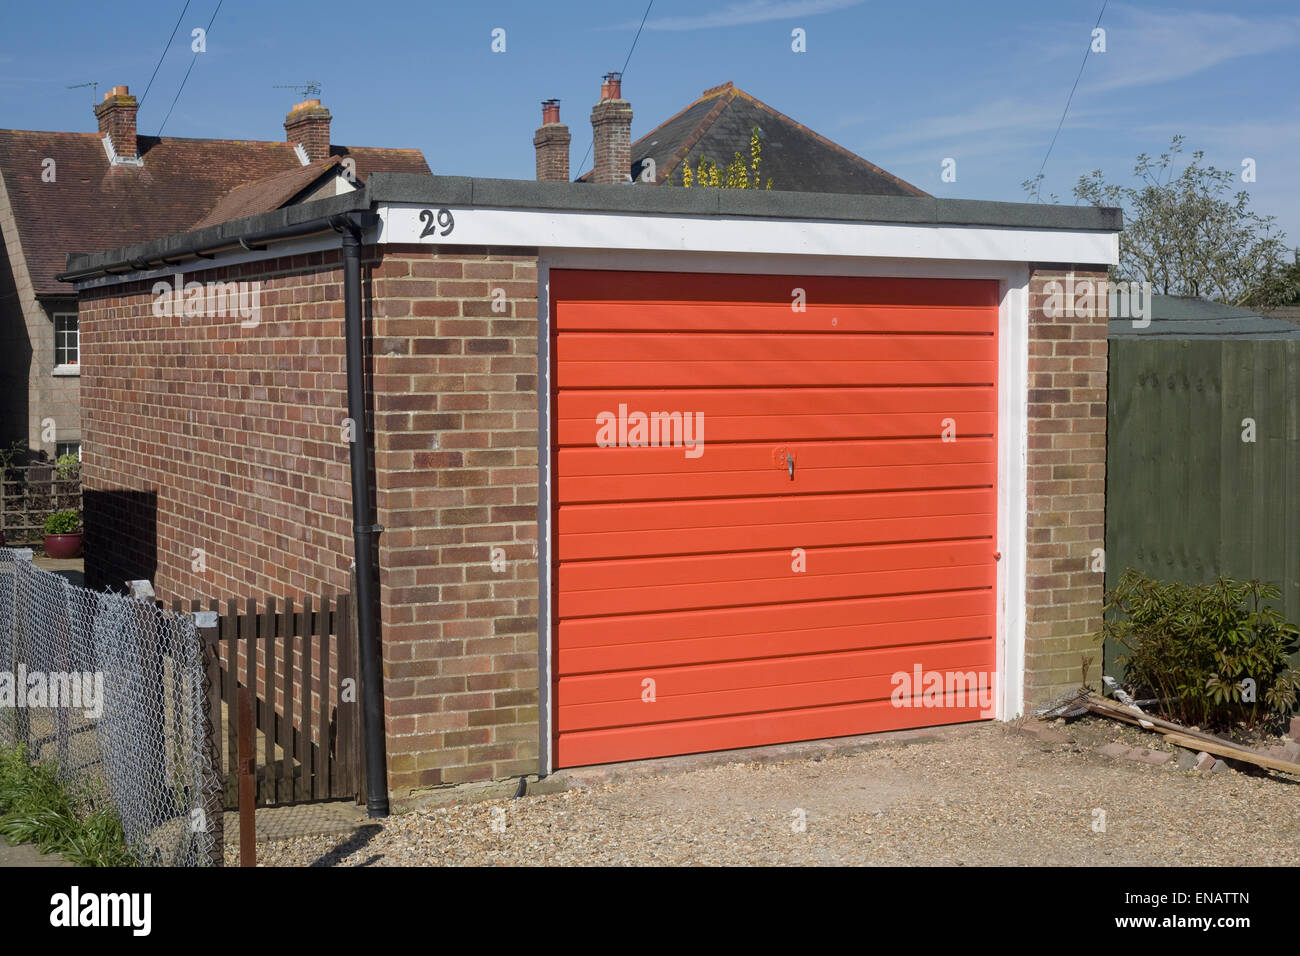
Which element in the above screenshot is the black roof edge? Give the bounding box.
[59,191,370,282]
[61,174,1121,283]
[364,174,1121,231]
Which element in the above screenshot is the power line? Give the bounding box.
[1032,0,1108,197]
[576,0,654,178]
[156,0,224,137]
[139,0,193,106]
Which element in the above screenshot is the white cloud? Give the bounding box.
[1082,5,1300,94]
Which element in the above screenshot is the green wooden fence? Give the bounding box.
[1104,337,1300,676]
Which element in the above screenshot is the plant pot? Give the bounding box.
[43,532,83,559]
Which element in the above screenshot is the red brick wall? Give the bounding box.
[534,124,571,183]
[367,244,540,796]
[79,251,355,601]
[1023,265,1109,707]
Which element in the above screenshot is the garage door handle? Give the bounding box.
[786,453,795,480]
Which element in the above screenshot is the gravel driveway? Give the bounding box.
[241,718,1300,866]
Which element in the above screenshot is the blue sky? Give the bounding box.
[2,0,1298,242]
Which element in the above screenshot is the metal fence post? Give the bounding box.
[195,610,225,867]
[12,548,33,754]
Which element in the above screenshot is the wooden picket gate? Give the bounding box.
[184,589,366,808]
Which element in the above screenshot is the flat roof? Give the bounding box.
[60,174,1122,282]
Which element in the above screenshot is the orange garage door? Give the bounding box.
[552,269,999,767]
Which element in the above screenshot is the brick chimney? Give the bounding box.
[284,98,332,162]
[590,73,632,185]
[534,99,571,182]
[94,85,138,160]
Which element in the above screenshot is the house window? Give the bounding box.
[54,313,79,369]
[56,441,81,461]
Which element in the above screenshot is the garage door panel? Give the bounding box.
[558,387,994,445]
[559,359,995,388]
[552,269,999,767]
[560,461,995,504]
[558,563,993,618]
[559,332,994,364]
[555,697,990,768]
[563,540,992,591]
[557,301,997,333]
[558,489,994,559]
[560,510,993,560]
[558,589,994,649]
[557,642,995,731]
[559,611,993,673]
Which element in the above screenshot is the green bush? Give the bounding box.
[1100,569,1300,732]
[54,453,80,481]
[0,746,133,866]
[43,509,80,535]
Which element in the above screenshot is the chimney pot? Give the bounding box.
[600,72,623,101]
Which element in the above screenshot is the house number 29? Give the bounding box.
[419,208,455,239]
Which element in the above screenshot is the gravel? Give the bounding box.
[238,719,1300,866]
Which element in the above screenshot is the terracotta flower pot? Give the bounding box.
[44,532,83,559]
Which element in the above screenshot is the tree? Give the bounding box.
[670,126,773,190]
[1025,136,1294,307]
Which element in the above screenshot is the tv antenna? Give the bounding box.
[273,81,321,100]
[67,81,99,104]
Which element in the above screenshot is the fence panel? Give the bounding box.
[205,591,361,809]
[0,547,218,866]
[0,465,81,545]
[1105,338,1300,675]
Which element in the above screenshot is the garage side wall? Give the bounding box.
[1023,265,1109,707]
[369,244,541,798]
[79,252,356,600]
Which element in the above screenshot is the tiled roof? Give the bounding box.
[576,81,928,197]
[191,156,348,230]
[0,131,428,295]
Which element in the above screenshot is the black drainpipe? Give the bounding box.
[330,213,390,818]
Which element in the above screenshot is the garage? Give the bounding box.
[552,268,1000,767]
[68,175,1120,794]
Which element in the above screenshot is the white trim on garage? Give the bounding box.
[535,249,1034,773]
[379,203,1117,267]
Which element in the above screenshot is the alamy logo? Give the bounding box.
[152,273,261,327]
[0,666,103,719]
[1042,274,1152,327]
[890,665,996,718]
[595,403,705,459]
[50,886,151,936]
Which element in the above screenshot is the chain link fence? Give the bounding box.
[0,547,218,865]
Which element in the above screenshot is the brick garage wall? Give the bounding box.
[1023,265,1109,708]
[79,251,356,601]
[367,244,540,798]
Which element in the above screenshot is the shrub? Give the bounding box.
[43,510,80,535]
[54,454,80,482]
[1100,569,1300,732]
[0,746,133,866]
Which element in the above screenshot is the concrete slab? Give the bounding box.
[222,800,366,844]
[0,839,70,867]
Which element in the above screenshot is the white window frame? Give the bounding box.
[53,311,80,375]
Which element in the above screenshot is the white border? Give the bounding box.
[536,248,1032,771]
[380,202,1116,266]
